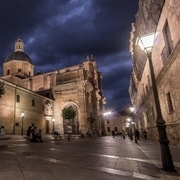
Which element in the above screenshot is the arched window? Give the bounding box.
[7,69,10,75]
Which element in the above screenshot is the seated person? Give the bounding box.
[36,129,43,142]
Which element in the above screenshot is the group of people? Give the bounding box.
[128,129,147,141]
[0,126,4,135]
[111,129,148,141]
[26,124,43,142]
[111,130,126,139]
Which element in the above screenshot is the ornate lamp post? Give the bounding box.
[126,117,132,137]
[125,118,131,129]
[136,33,176,171]
[20,112,25,135]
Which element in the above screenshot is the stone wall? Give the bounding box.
[0,80,54,135]
[129,0,180,146]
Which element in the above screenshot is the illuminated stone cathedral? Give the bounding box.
[0,38,105,135]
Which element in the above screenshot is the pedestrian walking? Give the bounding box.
[143,129,147,140]
[135,129,140,140]
[32,126,37,142]
[129,130,133,140]
[122,130,126,139]
[112,130,115,138]
[0,126,4,135]
[67,124,72,141]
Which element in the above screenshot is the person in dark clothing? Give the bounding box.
[67,125,72,141]
[36,129,43,142]
[122,130,126,139]
[143,129,147,140]
[129,130,133,140]
[135,129,140,140]
[31,126,37,142]
[112,130,115,138]
[26,126,31,137]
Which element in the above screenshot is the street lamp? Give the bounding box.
[103,111,112,116]
[136,33,176,172]
[126,117,133,139]
[52,118,55,133]
[20,112,25,135]
[129,107,138,144]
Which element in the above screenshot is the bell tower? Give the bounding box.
[15,38,24,52]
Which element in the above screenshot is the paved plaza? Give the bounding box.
[0,135,179,180]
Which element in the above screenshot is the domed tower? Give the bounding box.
[3,38,34,78]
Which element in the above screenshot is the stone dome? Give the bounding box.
[4,51,32,63]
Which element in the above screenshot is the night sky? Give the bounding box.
[0,0,138,112]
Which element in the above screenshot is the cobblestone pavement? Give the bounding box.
[0,135,179,180]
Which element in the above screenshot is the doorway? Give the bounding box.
[46,120,49,134]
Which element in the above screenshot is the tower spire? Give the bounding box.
[15,38,24,52]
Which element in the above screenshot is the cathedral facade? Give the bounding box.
[0,39,105,135]
[129,0,180,146]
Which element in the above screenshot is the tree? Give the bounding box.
[0,81,5,98]
[62,106,76,123]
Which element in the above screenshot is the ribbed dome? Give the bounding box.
[4,51,32,64]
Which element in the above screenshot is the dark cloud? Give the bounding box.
[0,0,138,111]
[100,51,133,111]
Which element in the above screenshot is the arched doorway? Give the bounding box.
[62,104,79,134]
